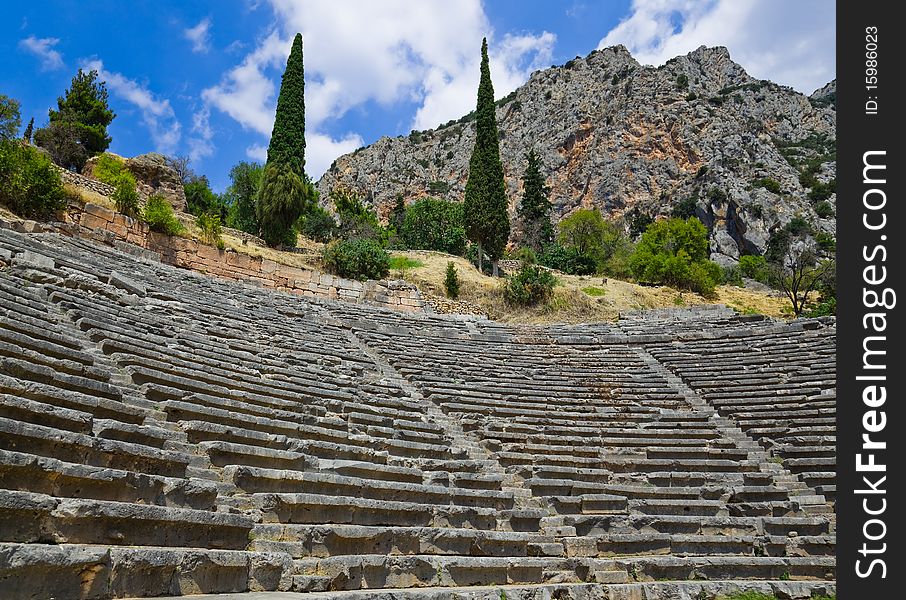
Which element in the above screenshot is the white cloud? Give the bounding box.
[188,106,214,162]
[246,143,268,162]
[83,59,182,155]
[19,36,64,71]
[184,17,213,54]
[245,131,362,177]
[599,0,835,93]
[202,0,555,179]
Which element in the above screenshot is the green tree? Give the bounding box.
[267,33,306,179]
[332,187,386,243]
[257,163,309,247]
[34,122,88,171]
[390,193,406,232]
[0,141,67,219]
[224,161,263,234]
[0,95,21,140]
[517,149,552,251]
[23,117,34,143]
[400,197,467,255]
[557,209,628,272]
[463,38,510,276]
[768,244,834,317]
[184,177,228,221]
[44,69,115,156]
[629,217,721,295]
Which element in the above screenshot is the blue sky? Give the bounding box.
[2,1,835,192]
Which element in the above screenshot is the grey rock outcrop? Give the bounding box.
[317,45,836,264]
[124,153,187,212]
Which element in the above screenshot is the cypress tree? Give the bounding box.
[463,38,510,275]
[517,149,552,251]
[259,33,313,247]
[23,117,34,143]
[267,33,306,179]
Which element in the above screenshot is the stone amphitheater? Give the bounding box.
[0,225,836,599]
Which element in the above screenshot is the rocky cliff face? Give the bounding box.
[316,45,836,264]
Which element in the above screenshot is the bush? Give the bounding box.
[333,187,388,244]
[322,238,390,281]
[223,161,263,235]
[400,197,466,255]
[0,95,22,141]
[753,177,782,194]
[671,197,698,219]
[512,247,537,264]
[505,264,557,306]
[629,217,721,295]
[538,243,596,275]
[112,178,140,217]
[444,261,460,299]
[556,208,630,274]
[299,204,337,242]
[814,201,835,218]
[92,153,135,187]
[143,194,184,235]
[808,178,835,202]
[739,254,769,282]
[721,264,744,286]
[0,141,67,219]
[675,74,689,90]
[185,178,228,221]
[815,232,836,252]
[196,213,224,249]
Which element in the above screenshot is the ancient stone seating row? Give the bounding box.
[645,324,836,503]
[0,228,835,597]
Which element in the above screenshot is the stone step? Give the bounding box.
[0,449,217,510]
[0,542,289,598]
[248,523,558,558]
[0,489,252,549]
[228,466,515,510]
[614,555,835,582]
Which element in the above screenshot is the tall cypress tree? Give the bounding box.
[517,149,552,251]
[258,33,311,247]
[267,33,306,179]
[463,38,510,275]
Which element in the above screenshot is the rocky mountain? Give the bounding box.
[316,45,836,264]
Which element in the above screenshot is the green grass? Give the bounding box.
[389,256,424,270]
[581,286,606,297]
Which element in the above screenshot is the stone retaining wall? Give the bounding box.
[60,202,425,312]
[56,168,119,198]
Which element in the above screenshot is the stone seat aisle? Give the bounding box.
[0,227,835,598]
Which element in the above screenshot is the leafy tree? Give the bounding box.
[444,261,461,299]
[224,161,263,234]
[333,187,386,243]
[671,197,698,220]
[389,193,406,232]
[538,243,597,276]
[33,122,88,171]
[23,117,34,143]
[0,95,21,140]
[626,209,654,239]
[184,177,228,221]
[463,38,510,275]
[0,141,67,219]
[556,208,629,273]
[267,33,306,179]
[739,254,769,282]
[629,217,721,295]
[299,204,337,242]
[400,197,467,255]
[42,69,115,157]
[517,149,552,251]
[257,163,309,247]
[768,244,834,317]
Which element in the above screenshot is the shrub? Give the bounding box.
[556,208,630,273]
[333,187,387,244]
[143,194,184,235]
[444,261,460,299]
[322,238,390,281]
[112,178,140,217]
[512,247,537,264]
[753,177,782,194]
[223,161,263,235]
[721,265,744,287]
[299,204,337,242]
[92,153,135,188]
[0,95,21,141]
[400,197,467,255]
[185,178,228,221]
[671,197,698,219]
[626,210,654,239]
[814,201,835,218]
[196,213,224,249]
[808,178,835,202]
[0,141,67,219]
[815,232,836,252]
[739,254,769,282]
[675,74,689,90]
[538,243,596,275]
[629,217,721,295]
[504,264,557,306]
